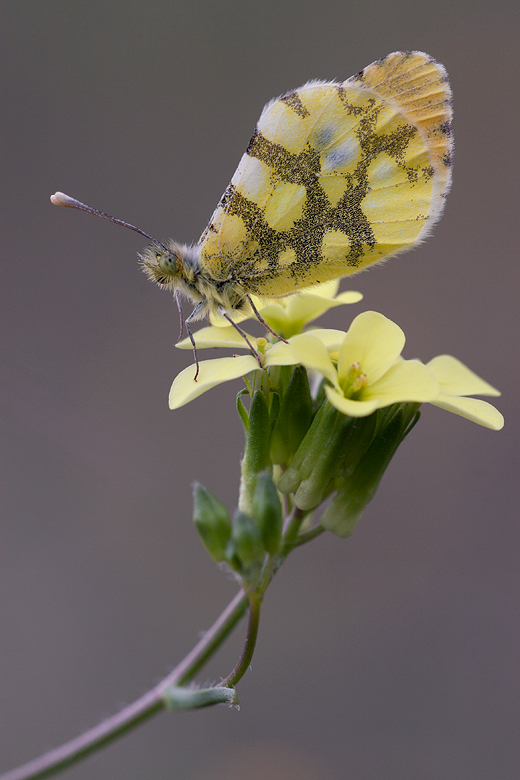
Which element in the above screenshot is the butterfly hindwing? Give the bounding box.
[198,51,453,298]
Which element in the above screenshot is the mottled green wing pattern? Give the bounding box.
[198,51,453,297]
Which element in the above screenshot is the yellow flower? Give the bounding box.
[169,354,261,408]
[427,355,503,430]
[169,339,301,409]
[170,307,367,409]
[288,311,439,417]
[208,280,362,338]
[170,309,504,431]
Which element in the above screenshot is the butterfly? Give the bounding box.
[52,50,453,378]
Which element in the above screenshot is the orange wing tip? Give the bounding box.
[349,51,453,171]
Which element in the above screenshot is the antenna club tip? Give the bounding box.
[50,191,75,207]
[48,192,162,246]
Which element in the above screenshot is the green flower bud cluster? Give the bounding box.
[235,357,422,542]
[320,403,420,536]
[193,471,283,589]
[278,400,421,537]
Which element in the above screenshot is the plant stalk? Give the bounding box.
[0,590,249,780]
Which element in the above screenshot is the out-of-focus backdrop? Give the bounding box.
[1,2,519,779]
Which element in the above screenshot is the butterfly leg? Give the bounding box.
[218,307,264,369]
[246,295,289,344]
[185,301,207,381]
[174,291,184,343]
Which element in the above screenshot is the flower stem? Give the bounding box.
[0,590,249,780]
[220,593,262,688]
[290,523,325,548]
[282,505,306,547]
[1,505,325,780]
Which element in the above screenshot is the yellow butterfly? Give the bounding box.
[52,51,453,375]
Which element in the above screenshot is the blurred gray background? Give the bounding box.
[1,2,519,779]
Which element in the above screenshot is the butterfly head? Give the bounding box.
[140,242,186,288]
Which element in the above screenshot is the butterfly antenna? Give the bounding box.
[50,192,169,252]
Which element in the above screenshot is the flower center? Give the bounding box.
[341,362,367,399]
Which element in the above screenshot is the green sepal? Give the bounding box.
[239,390,272,515]
[340,411,379,477]
[277,397,336,494]
[236,389,249,434]
[322,403,421,537]
[192,482,232,562]
[270,366,313,465]
[269,391,281,432]
[278,398,360,509]
[227,510,266,569]
[292,413,355,510]
[252,470,283,554]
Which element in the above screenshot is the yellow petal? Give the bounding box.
[176,325,256,350]
[427,355,501,397]
[288,334,340,389]
[430,395,504,430]
[304,328,348,351]
[366,360,439,404]
[258,288,361,337]
[324,385,381,417]
[299,280,340,299]
[334,290,364,304]
[301,280,361,303]
[263,341,301,366]
[209,308,251,327]
[169,355,260,409]
[337,312,406,385]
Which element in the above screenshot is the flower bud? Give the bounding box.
[292,414,354,510]
[252,470,283,554]
[270,366,313,465]
[227,510,266,570]
[239,390,272,515]
[192,482,232,562]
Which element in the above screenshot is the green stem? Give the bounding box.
[220,593,262,688]
[282,505,305,543]
[0,590,249,780]
[291,523,325,548]
[1,505,326,780]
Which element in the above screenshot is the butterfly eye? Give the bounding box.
[158,251,180,275]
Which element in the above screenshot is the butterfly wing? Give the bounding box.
[198,51,453,298]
